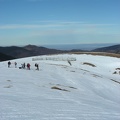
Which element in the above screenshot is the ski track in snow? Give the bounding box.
[0,54,120,120]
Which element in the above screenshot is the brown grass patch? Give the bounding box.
[83,62,96,67]
[51,86,70,92]
[56,84,77,89]
[92,74,102,78]
[69,52,120,58]
[68,86,77,89]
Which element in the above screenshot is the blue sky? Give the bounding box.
[0,0,120,46]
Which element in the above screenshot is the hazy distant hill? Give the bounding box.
[0,52,15,61]
[23,44,66,55]
[0,46,31,58]
[0,45,85,60]
[92,44,120,54]
[0,45,65,59]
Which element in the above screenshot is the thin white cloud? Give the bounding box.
[0,22,118,30]
[0,24,63,29]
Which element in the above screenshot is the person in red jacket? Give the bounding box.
[27,63,30,70]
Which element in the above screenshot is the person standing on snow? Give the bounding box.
[27,63,30,70]
[8,61,11,68]
[35,63,39,70]
[22,63,26,69]
[14,62,17,68]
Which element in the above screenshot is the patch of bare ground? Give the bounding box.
[92,74,102,78]
[110,79,120,84]
[69,52,120,58]
[80,69,90,72]
[51,86,70,92]
[83,62,96,67]
[68,86,77,89]
[50,83,77,92]
[56,84,77,89]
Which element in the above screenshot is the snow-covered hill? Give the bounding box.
[0,54,120,120]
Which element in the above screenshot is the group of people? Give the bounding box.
[8,61,39,71]
[8,61,17,68]
[21,63,30,70]
[21,63,39,70]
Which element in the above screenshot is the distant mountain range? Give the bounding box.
[0,52,15,61]
[0,44,120,61]
[92,44,120,54]
[0,45,64,59]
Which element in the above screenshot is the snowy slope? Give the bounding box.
[0,54,120,120]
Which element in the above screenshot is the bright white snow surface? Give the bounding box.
[0,54,120,120]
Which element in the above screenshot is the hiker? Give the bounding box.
[35,63,39,70]
[8,61,11,68]
[19,63,26,69]
[27,63,30,70]
[23,63,25,69]
[14,62,17,68]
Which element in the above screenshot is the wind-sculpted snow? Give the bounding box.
[0,54,120,120]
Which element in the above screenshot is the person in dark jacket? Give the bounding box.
[35,63,39,70]
[23,63,25,69]
[8,61,11,68]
